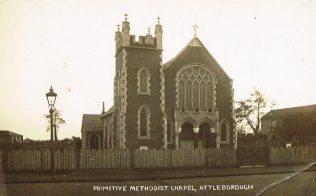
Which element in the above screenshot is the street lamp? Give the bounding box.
[46,86,57,173]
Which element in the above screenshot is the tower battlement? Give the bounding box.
[129,34,156,48]
[115,15,163,54]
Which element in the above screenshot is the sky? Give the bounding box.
[0,0,316,140]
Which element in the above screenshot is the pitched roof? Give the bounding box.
[0,130,22,136]
[261,104,316,120]
[163,36,232,80]
[81,114,103,132]
[104,105,115,116]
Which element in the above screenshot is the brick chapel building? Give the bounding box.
[81,16,237,150]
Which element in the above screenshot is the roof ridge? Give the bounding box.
[271,104,316,111]
[83,114,101,118]
[262,104,316,119]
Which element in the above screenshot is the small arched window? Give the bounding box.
[116,72,121,97]
[220,120,230,143]
[103,123,108,149]
[137,67,150,95]
[137,106,151,139]
[89,134,100,150]
[167,119,174,143]
[116,108,121,148]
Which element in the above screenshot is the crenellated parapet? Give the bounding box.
[129,35,156,47]
[115,15,163,54]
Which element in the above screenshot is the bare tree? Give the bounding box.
[45,109,66,140]
[235,89,275,135]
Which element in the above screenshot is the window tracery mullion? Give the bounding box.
[191,81,193,109]
[211,80,214,110]
[184,81,187,110]
[199,81,205,110]
[198,81,201,110]
[185,81,192,109]
[193,80,199,110]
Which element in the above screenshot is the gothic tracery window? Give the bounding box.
[137,67,150,95]
[138,105,150,139]
[177,65,215,112]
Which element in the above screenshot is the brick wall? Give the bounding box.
[123,47,163,149]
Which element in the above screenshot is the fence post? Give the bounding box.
[266,145,269,166]
[130,148,134,169]
[0,149,8,172]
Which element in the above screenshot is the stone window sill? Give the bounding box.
[137,136,151,140]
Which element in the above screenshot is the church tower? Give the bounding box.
[113,15,167,149]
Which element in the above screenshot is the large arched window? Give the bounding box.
[137,67,150,95]
[220,120,230,143]
[137,106,151,139]
[177,64,216,112]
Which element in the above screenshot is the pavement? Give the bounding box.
[1,164,316,183]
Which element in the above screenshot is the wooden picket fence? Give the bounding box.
[7,148,237,171]
[269,146,316,165]
[206,148,237,167]
[55,149,77,170]
[7,149,76,171]
[8,146,316,171]
[134,149,170,168]
[170,148,205,168]
[80,149,131,169]
[78,148,237,169]
[8,149,49,171]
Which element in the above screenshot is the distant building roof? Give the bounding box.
[0,130,23,137]
[81,114,103,133]
[261,104,316,120]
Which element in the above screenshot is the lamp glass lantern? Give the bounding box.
[46,86,57,108]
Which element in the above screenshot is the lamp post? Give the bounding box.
[46,86,57,173]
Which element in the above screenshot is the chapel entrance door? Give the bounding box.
[198,123,211,148]
[179,122,194,149]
